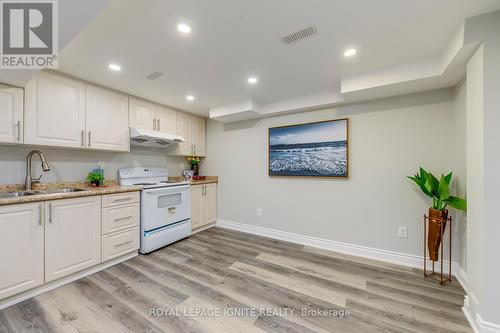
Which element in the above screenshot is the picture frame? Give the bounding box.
[268,118,349,178]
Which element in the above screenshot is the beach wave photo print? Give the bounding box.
[268,119,348,177]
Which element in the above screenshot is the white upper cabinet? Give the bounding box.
[24,71,130,152]
[24,72,86,148]
[129,98,178,134]
[176,112,193,155]
[0,203,44,299]
[169,113,206,156]
[193,116,206,157]
[20,71,204,155]
[0,86,23,144]
[157,105,178,134]
[129,97,156,131]
[45,196,101,282]
[86,85,129,152]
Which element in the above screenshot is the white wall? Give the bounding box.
[203,88,467,261]
[464,9,500,331]
[0,146,187,184]
[465,44,485,330]
[452,79,467,272]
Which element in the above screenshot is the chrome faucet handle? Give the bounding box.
[32,175,43,183]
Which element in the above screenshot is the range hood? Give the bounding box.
[130,127,185,148]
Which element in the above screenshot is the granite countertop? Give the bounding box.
[0,177,218,206]
[0,180,141,206]
[169,176,219,185]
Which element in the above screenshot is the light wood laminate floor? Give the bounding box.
[0,227,471,333]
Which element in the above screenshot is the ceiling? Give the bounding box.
[57,0,500,116]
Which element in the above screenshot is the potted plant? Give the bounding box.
[408,167,466,261]
[187,156,201,176]
[86,171,105,187]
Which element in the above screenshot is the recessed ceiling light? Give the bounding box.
[177,23,192,34]
[247,76,258,85]
[186,95,195,101]
[344,48,357,57]
[108,63,122,71]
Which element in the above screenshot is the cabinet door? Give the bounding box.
[129,97,156,130]
[86,85,130,152]
[157,105,178,134]
[176,112,194,155]
[0,203,44,299]
[193,117,206,157]
[203,184,217,224]
[0,87,23,144]
[45,197,101,282]
[24,71,86,148]
[191,185,203,229]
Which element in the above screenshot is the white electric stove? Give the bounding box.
[119,167,191,254]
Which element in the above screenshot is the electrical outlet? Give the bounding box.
[257,208,263,217]
[398,226,408,239]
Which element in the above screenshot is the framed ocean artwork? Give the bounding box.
[268,119,349,178]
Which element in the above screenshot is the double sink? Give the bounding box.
[0,188,89,199]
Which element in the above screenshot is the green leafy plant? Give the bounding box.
[86,172,104,183]
[407,167,466,211]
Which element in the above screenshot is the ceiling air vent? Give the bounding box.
[280,26,317,45]
[146,71,163,80]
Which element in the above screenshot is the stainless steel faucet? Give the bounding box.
[25,150,51,190]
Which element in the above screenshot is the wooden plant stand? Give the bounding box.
[423,214,453,285]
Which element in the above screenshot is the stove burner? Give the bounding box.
[133,182,157,186]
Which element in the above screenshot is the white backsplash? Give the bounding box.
[0,145,187,185]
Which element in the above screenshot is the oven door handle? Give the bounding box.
[143,185,190,195]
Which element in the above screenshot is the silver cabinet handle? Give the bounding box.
[88,131,91,147]
[81,130,85,147]
[158,118,160,131]
[48,203,53,223]
[114,240,132,248]
[17,121,21,141]
[114,215,132,222]
[113,197,132,203]
[38,205,42,225]
[153,119,156,130]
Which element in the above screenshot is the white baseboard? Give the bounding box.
[463,298,500,333]
[0,251,137,311]
[216,219,467,288]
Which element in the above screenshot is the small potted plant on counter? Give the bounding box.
[86,171,105,187]
[407,167,466,261]
[187,156,201,176]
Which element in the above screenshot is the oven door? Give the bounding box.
[141,185,191,232]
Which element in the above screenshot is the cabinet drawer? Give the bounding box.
[102,227,139,262]
[102,192,139,208]
[102,203,139,235]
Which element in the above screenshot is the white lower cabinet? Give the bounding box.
[102,227,139,262]
[0,192,142,304]
[101,194,140,263]
[0,203,44,299]
[44,196,102,282]
[191,183,217,230]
